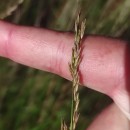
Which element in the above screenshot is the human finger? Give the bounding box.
[87,103,129,130]
[0,21,129,119]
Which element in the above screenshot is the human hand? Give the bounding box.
[0,21,129,129]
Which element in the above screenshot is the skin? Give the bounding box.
[0,20,129,129]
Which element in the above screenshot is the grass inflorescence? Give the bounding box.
[61,12,86,130]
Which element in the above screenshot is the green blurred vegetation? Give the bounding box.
[0,0,130,129]
[0,0,23,19]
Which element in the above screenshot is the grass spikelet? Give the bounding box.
[61,120,68,130]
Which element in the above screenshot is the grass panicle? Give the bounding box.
[69,12,86,130]
[61,12,86,130]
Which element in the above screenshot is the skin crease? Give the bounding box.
[0,20,129,129]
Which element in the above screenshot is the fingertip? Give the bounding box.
[0,21,73,80]
[0,20,16,58]
[0,21,8,57]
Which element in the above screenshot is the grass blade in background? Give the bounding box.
[0,0,24,19]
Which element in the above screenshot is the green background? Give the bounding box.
[0,0,130,129]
